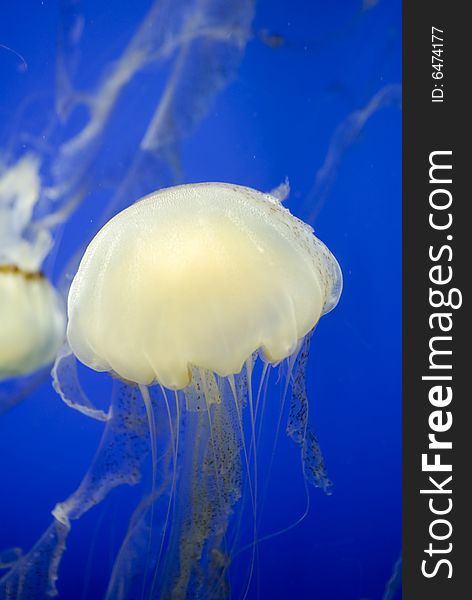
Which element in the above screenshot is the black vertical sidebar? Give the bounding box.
[403,2,469,599]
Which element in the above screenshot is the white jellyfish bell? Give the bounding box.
[67,182,342,389]
[0,155,66,382]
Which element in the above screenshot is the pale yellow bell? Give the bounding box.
[0,268,66,380]
[67,183,342,389]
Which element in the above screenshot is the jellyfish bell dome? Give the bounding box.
[0,266,66,381]
[0,155,66,381]
[67,183,342,389]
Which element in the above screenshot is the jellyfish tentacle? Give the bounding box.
[105,398,176,600]
[52,343,110,421]
[139,384,158,491]
[143,378,243,600]
[202,370,228,530]
[0,380,152,598]
[253,360,269,428]
[202,379,245,599]
[257,345,301,525]
[105,453,174,600]
[230,334,333,548]
[255,362,271,449]
[228,339,331,564]
[0,520,69,599]
[243,356,260,600]
[52,380,149,527]
[227,370,258,600]
[165,410,205,598]
[304,83,401,223]
[254,333,333,542]
[287,333,332,493]
[147,385,180,600]
[138,384,159,600]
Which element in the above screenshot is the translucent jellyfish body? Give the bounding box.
[68,183,342,388]
[0,267,65,381]
[59,183,342,598]
[0,156,65,382]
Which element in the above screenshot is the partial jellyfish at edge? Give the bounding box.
[0,156,66,385]
[1,182,342,599]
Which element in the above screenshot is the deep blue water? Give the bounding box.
[0,1,401,599]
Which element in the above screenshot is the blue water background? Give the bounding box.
[0,1,401,598]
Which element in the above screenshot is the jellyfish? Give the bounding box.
[71,182,341,597]
[0,155,66,384]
